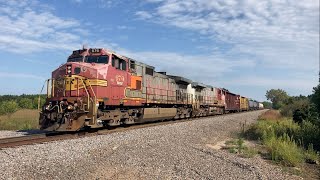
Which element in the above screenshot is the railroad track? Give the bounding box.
[0,110,265,149]
[0,133,82,149]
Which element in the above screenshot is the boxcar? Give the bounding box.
[240,96,249,111]
[225,91,240,112]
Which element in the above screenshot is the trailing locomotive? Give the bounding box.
[39,48,263,131]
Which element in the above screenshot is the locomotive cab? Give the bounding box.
[40,48,130,131]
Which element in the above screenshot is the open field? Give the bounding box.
[0,109,39,130]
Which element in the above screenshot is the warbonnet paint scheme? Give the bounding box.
[39,48,263,131]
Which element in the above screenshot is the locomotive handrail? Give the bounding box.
[86,79,97,99]
[141,86,219,106]
[143,87,193,105]
[38,79,49,110]
[79,78,91,110]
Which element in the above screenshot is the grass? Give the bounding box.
[258,110,282,121]
[305,144,319,164]
[242,110,319,167]
[0,109,39,130]
[225,138,258,158]
[264,133,304,166]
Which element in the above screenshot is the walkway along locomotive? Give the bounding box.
[39,48,263,131]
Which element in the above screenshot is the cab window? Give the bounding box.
[112,55,127,71]
[86,55,109,64]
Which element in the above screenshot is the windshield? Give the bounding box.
[67,55,109,64]
[68,57,83,62]
[86,55,109,63]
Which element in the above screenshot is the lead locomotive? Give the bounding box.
[39,48,263,131]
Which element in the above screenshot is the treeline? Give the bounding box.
[0,94,46,115]
[265,85,320,151]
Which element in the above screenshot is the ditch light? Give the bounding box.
[67,65,72,75]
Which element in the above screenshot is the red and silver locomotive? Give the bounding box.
[39,48,261,131]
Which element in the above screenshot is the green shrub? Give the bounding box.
[298,121,320,150]
[18,98,33,109]
[304,144,319,164]
[264,133,304,167]
[0,100,19,115]
[244,115,320,166]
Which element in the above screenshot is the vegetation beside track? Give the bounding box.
[0,109,39,130]
[0,94,46,116]
[0,95,44,130]
[243,110,319,166]
[220,109,319,178]
[226,85,320,178]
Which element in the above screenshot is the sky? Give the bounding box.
[0,0,319,101]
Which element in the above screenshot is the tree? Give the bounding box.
[0,100,19,115]
[18,98,33,109]
[281,98,309,117]
[266,89,289,109]
[262,101,272,109]
[311,85,320,114]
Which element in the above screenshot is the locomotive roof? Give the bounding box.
[108,49,156,69]
[167,75,192,85]
[191,82,207,88]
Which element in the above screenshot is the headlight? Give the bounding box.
[67,105,74,110]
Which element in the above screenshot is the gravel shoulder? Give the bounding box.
[0,131,28,139]
[0,130,45,139]
[0,110,302,179]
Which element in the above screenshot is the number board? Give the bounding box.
[89,48,102,53]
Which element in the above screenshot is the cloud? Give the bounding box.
[224,76,317,91]
[70,0,118,8]
[0,72,45,80]
[135,0,319,71]
[132,0,319,98]
[71,0,83,3]
[135,11,153,20]
[0,0,85,53]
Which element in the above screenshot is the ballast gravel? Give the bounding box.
[0,130,45,139]
[0,110,302,180]
[0,131,28,139]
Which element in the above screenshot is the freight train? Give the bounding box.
[39,48,264,131]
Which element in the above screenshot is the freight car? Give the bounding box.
[258,103,264,109]
[240,96,249,111]
[224,90,240,113]
[248,99,259,110]
[39,48,260,131]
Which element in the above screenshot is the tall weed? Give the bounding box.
[244,110,320,166]
[264,133,304,167]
